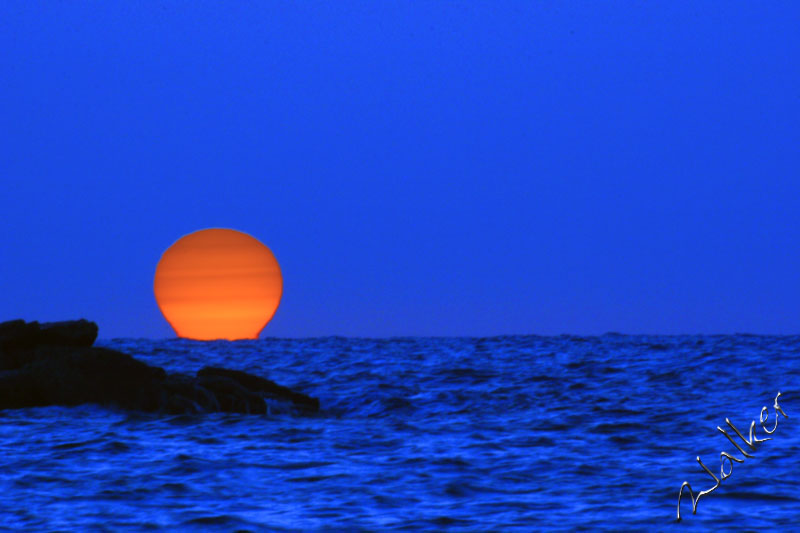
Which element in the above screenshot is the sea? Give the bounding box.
[0,334,798,531]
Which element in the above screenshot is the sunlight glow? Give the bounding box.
[153,228,283,340]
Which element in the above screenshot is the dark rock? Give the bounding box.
[193,385,221,412]
[1,319,99,370]
[197,373,251,397]
[165,394,201,414]
[215,392,237,412]
[163,375,221,412]
[198,366,320,412]
[197,373,269,414]
[0,344,36,371]
[0,318,321,416]
[0,318,98,351]
[26,345,166,408]
[0,368,45,408]
[163,373,197,397]
[245,393,267,415]
[38,319,98,347]
[0,319,40,351]
[132,382,165,413]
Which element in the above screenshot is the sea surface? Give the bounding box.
[0,335,798,531]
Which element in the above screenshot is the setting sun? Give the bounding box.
[153,228,283,340]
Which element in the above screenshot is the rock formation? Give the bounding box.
[0,319,319,415]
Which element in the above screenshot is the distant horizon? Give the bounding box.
[96,332,800,341]
[4,314,800,341]
[93,327,800,341]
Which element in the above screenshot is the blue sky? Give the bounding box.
[2,1,799,338]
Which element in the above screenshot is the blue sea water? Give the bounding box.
[0,335,798,531]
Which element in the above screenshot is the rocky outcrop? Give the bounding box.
[0,319,319,415]
[0,318,98,352]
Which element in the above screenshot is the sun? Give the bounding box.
[153,228,283,340]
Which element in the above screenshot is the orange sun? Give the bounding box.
[153,228,283,340]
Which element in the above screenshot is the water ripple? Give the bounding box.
[0,335,795,530]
